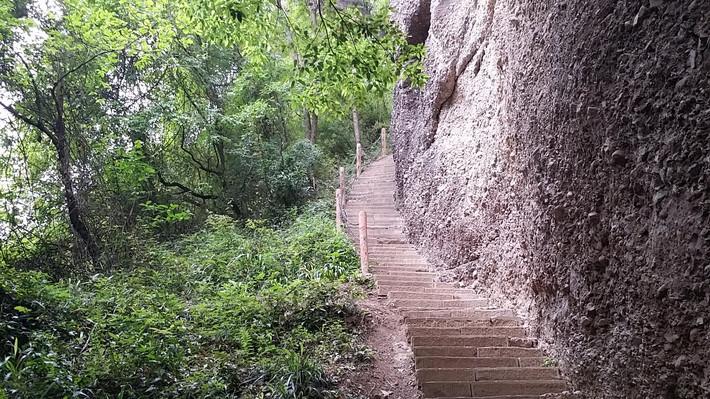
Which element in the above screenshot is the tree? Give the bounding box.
[0,0,179,263]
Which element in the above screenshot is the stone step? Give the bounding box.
[405,316,523,328]
[416,357,518,369]
[404,309,514,319]
[429,396,540,399]
[370,244,417,252]
[376,281,436,295]
[369,256,422,260]
[376,276,436,284]
[370,272,436,281]
[345,206,398,211]
[414,347,482,357]
[416,367,560,382]
[371,266,431,273]
[408,327,527,339]
[410,336,508,348]
[477,347,543,358]
[370,259,427,265]
[422,380,566,398]
[475,367,560,381]
[346,201,397,205]
[368,251,424,256]
[388,291,478,300]
[369,252,421,257]
[424,287,475,294]
[394,299,489,309]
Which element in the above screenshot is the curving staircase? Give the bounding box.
[344,155,568,398]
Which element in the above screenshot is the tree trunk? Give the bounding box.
[53,84,100,263]
[303,110,318,143]
[309,112,318,143]
[307,0,321,27]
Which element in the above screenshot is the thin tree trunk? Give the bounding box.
[303,110,318,143]
[309,112,318,143]
[303,109,312,140]
[53,84,100,263]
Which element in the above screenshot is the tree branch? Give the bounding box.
[156,171,218,200]
[0,101,58,144]
[179,127,223,176]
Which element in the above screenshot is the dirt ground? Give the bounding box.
[340,293,420,399]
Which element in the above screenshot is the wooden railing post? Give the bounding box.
[381,127,387,157]
[339,167,345,195]
[356,142,363,177]
[358,211,369,274]
[335,188,343,231]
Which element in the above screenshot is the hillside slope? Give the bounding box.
[389,1,710,397]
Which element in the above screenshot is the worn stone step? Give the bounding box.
[405,316,523,328]
[411,336,508,348]
[375,279,436,288]
[424,288,477,295]
[374,270,435,277]
[389,291,479,300]
[414,346,486,357]
[422,380,566,398]
[370,255,422,260]
[372,266,430,273]
[416,367,559,383]
[475,367,560,381]
[376,274,436,283]
[369,252,422,257]
[477,347,543,358]
[368,248,419,253]
[519,358,547,367]
[473,380,567,396]
[416,357,518,369]
[394,299,489,309]
[377,284,435,294]
[403,309,513,319]
[429,396,540,399]
[370,260,428,266]
[408,327,527,339]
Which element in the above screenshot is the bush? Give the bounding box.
[0,211,367,398]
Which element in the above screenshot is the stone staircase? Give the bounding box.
[344,155,567,398]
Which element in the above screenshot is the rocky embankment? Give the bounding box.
[389,0,710,397]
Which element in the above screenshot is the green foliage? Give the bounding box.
[185,0,425,115]
[0,210,367,398]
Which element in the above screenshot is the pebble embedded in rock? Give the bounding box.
[611,150,628,166]
[587,212,600,225]
[664,332,680,343]
[633,5,648,26]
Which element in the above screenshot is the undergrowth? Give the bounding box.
[0,211,370,398]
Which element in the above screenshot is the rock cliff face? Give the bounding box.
[389,1,710,397]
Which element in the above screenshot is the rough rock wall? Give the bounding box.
[390,1,710,397]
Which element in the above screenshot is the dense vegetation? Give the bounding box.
[2,210,370,398]
[0,0,422,397]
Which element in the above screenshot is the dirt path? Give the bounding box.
[343,156,568,398]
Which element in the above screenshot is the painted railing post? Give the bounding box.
[381,127,387,157]
[358,211,369,274]
[335,188,343,231]
[356,143,363,177]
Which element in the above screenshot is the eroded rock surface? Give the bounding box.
[390,1,710,397]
